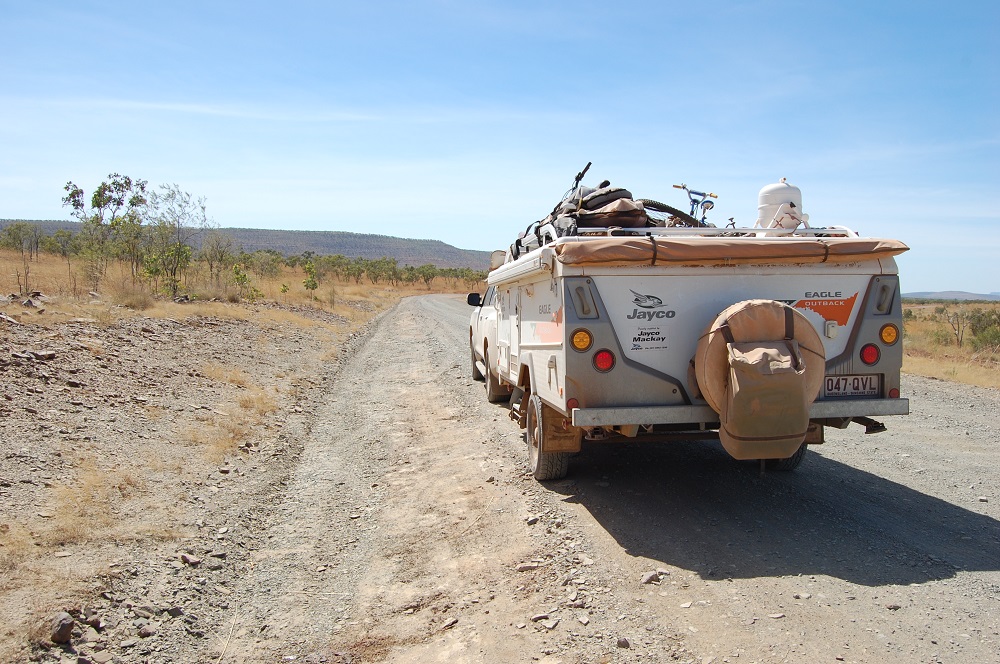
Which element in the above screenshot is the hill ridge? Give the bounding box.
[0,219,489,270]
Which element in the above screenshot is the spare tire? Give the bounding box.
[694,300,825,414]
[694,300,826,461]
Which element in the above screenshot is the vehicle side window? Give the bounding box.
[484,285,497,306]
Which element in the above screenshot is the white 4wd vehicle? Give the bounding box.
[467,284,510,403]
[469,166,909,481]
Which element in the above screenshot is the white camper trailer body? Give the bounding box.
[468,177,908,480]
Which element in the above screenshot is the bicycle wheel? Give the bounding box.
[637,199,701,227]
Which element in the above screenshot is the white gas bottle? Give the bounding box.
[755,178,809,229]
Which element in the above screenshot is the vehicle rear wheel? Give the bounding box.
[485,347,508,403]
[470,342,484,381]
[526,394,570,480]
[764,443,808,471]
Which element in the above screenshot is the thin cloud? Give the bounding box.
[1,96,586,126]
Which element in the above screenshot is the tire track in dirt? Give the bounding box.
[232,296,669,663]
[222,295,1000,664]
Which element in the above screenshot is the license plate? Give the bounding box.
[824,374,880,398]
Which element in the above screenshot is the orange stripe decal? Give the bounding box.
[793,292,858,326]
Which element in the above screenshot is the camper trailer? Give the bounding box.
[468,166,909,480]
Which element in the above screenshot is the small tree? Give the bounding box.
[62,173,148,291]
[943,308,970,347]
[416,264,437,288]
[345,257,366,284]
[0,221,33,259]
[231,263,261,302]
[302,260,318,300]
[200,231,235,287]
[145,184,208,297]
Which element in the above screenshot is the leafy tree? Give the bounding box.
[200,230,235,287]
[365,257,399,285]
[241,249,283,278]
[0,221,33,259]
[302,260,318,299]
[967,308,1000,337]
[344,257,366,284]
[62,173,148,290]
[315,254,349,280]
[400,265,419,285]
[113,210,148,283]
[144,184,208,296]
[416,264,438,288]
[231,263,261,302]
[41,229,78,263]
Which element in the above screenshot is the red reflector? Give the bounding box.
[888,388,900,399]
[860,343,880,365]
[567,398,579,410]
[593,349,615,372]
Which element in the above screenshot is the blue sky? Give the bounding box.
[1,0,997,292]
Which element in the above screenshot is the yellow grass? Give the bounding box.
[1,247,469,334]
[239,386,280,415]
[40,456,146,546]
[201,362,252,387]
[902,301,1000,389]
[0,523,35,575]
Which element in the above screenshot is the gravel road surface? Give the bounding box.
[6,294,998,663]
[234,295,1000,664]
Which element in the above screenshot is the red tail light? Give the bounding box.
[593,349,616,372]
[567,398,580,410]
[860,343,880,365]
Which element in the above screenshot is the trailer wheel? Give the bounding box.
[485,346,508,403]
[526,394,570,480]
[470,342,484,381]
[764,443,808,471]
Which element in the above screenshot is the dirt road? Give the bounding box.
[7,294,999,663]
[227,295,1000,664]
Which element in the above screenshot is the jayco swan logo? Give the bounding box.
[626,290,676,320]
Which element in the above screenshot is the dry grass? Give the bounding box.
[184,415,250,463]
[201,363,252,387]
[239,387,279,415]
[39,457,145,547]
[902,302,1000,389]
[903,354,1000,389]
[1,249,467,350]
[0,523,35,575]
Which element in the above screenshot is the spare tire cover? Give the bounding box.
[694,299,825,414]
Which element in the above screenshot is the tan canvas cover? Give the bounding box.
[693,300,826,460]
[720,341,810,460]
[575,197,647,229]
[553,235,909,267]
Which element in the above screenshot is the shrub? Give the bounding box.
[970,325,1000,352]
[112,287,154,310]
[930,328,954,346]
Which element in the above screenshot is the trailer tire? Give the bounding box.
[764,443,807,471]
[526,394,570,480]
[485,346,508,403]
[470,343,484,381]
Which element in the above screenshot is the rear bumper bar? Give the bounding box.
[571,398,909,427]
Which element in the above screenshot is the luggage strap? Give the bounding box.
[717,305,795,344]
